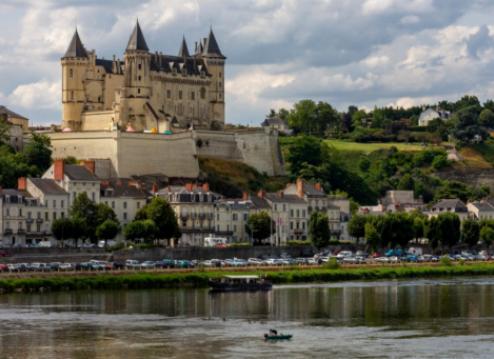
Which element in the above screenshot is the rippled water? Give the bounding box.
[1,278,494,358]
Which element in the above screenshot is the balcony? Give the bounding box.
[3,229,12,235]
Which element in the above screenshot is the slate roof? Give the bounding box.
[0,106,28,121]
[63,29,88,58]
[265,193,307,204]
[29,178,68,196]
[470,201,494,212]
[64,165,99,181]
[431,199,468,212]
[149,54,210,76]
[101,179,148,198]
[178,37,190,57]
[203,28,225,59]
[248,195,270,209]
[126,20,149,52]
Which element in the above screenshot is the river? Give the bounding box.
[0,277,493,358]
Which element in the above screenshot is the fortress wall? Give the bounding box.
[49,132,119,177]
[116,132,200,178]
[235,131,285,176]
[192,130,243,159]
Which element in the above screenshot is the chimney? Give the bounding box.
[278,191,284,198]
[202,183,210,192]
[257,189,266,199]
[242,192,249,201]
[296,178,304,198]
[185,183,193,192]
[82,160,95,175]
[315,182,322,191]
[152,182,159,193]
[18,177,27,191]
[54,159,64,181]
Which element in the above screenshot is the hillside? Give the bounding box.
[198,157,289,198]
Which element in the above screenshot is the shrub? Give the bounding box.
[287,240,312,247]
[440,255,453,267]
[325,257,340,270]
[228,242,252,248]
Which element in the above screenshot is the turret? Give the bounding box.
[61,29,89,131]
[201,27,226,127]
[120,20,152,131]
[178,36,190,58]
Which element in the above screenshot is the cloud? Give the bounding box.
[0,0,494,126]
[8,80,59,110]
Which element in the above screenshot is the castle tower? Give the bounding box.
[120,20,152,131]
[178,36,190,58]
[201,27,226,128]
[61,29,89,131]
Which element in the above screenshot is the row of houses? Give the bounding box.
[0,161,350,247]
[359,190,494,221]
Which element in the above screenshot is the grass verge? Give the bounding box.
[3,263,494,294]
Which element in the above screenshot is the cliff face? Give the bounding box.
[436,167,494,191]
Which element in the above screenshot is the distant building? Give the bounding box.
[0,105,29,151]
[418,108,451,127]
[428,198,468,220]
[359,190,423,214]
[261,117,292,135]
[467,200,494,220]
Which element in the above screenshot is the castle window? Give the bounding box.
[179,90,183,100]
[138,88,141,94]
[69,69,73,78]
[190,91,195,100]
[138,76,141,81]
[167,89,171,99]
[138,64,142,70]
[70,91,74,100]
[219,71,222,78]
[200,87,206,100]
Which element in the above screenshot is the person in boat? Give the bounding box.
[269,329,278,335]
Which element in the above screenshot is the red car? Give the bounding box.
[0,264,8,272]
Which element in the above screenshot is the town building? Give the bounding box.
[214,197,253,243]
[418,108,451,127]
[0,105,29,151]
[261,117,292,135]
[157,183,222,246]
[428,198,469,220]
[467,201,494,220]
[359,190,423,215]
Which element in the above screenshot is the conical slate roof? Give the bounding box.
[178,36,190,57]
[203,27,225,58]
[126,20,149,52]
[63,29,88,58]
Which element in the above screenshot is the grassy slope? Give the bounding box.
[199,157,289,196]
[3,263,494,293]
[324,139,426,153]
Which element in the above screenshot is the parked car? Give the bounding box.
[125,260,141,269]
[248,258,263,266]
[140,261,156,269]
[0,263,8,272]
[59,263,73,271]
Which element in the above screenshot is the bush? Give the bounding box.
[228,242,252,248]
[440,256,453,267]
[325,257,340,270]
[287,240,312,247]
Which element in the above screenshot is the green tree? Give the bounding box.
[427,213,461,250]
[22,134,52,176]
[308,212,330,249]
[95,219,120,248]
[285,136,323,174]
[479,108,494,127]
[246,211,274,245]
[480,226,494,248]
[348,214,367,243]
[136,197,180,245]
[461,219,480,248]
[70,192,99,241]
[364,222,380,251]
[51,218,76,247]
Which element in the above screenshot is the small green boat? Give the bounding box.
[264,329,292,340]
[264,334,293,340]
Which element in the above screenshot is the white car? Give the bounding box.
[336,251,354,259]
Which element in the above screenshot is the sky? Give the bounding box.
[1,0,494,126]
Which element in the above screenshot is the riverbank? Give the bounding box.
[2,263,494,294]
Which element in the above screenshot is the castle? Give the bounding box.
[62,21,225,132]
[49,21,284,179]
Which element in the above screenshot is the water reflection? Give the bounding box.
[1,278,494,358]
